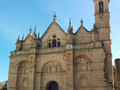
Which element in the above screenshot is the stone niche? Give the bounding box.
[74,55,91,71]
[17,60,30,90]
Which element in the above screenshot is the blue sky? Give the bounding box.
[0,0,120,82]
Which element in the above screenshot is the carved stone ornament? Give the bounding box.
[10,59,18,67]
[42,61,62,73]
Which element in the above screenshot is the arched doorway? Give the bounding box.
[48,81,58,90]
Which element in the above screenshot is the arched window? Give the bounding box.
[58,42,60,47]
[52,39,56,47]
[48,35,61,48]
[49,43,51,48]
[99,2,103,13]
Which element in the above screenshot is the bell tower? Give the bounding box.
[94,0,110,40]
[94,0,113,83]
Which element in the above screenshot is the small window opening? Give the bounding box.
[49,43,51,48]
[58,42,60,47]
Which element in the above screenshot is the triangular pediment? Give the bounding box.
[75,25,91,44]
[23,34,32,44]
[41,21,67,42]
[75,25,89,36]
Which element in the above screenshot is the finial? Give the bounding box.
[81,19,83,26]
[38,32,40,39]
[69,18,71,28]
[53,12,56,22]
[22,34,24,41]
[17,35,20,42]
[34,25,36,34]
[30,26,32,35]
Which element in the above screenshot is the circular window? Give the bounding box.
[53,35,56,38]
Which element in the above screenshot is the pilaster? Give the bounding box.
[66,50,74,90]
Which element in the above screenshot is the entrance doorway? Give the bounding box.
[48,81,58,90]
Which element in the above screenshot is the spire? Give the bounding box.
[29,26,32,35]
[53,12,56,22]
[38,32,40,39]
[81,19,83,26]
[17,35,20,42]
[68,18,73,34]
[22,34,24,41]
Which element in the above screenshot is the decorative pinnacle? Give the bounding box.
[81,19,83,26]
[69,18,71,28]
[22,34,24,41]
[30,26,32,35]
[68,19,73,34]
[53,12,56,22]
[34,25,36,34]
[17,35,20,42]
[72,25,73,30]
[38,32,40,39]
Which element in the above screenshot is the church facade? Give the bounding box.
[8,0,116,90]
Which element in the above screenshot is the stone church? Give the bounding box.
[8,0,119,90]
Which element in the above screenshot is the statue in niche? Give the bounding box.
[24,69,28,74]
[57,65,61,72]
[30,67,34,73]
[51,65,56,72]
[37,59,41,63]
[81,76,87,87]
[68,64,71,71]
[23,79,27,88]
